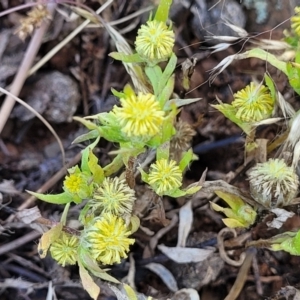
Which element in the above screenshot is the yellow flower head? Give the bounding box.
[291,7,300,36]
[135,20,175,63]
[85,213,135,265]
[50,232,79,267]
[63,166,94,203]
[64,173,86,194]
[113,92,165,137]
[92,177,136,216]
[249,158,299,208]
[148,159,182,195]
[232,82,274,122]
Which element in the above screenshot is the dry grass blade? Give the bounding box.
[0,3,56,134]
[224,248,256,300]
[28,0,114,77]
[0,87,65,165]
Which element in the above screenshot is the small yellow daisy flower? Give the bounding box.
[249,158,299,208]
[92,177,136,216]
[50,232,79,267]
[135,20,175,63]
[113,92,165,137]
[86,213,135,265]
[64,173,86,194]
[232,82,274,122]
[291,7,300,36]
[148,158,182,195]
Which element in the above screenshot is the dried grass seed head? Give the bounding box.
[15,5,52,40]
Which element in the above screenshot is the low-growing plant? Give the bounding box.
[6,1,300,299]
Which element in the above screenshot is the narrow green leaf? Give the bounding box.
[165,97,202,110]
[109,52,144,63]
[245,49,288,75]
[154,0,173,22]
[158,75,174,108]
[124,284,138,300]
[72,130,99,144]
[211,103,252,135]
[111,88,125,99]
[103,154,124,177]
[157,53,177,96]
[156,142,170,160]
[73,116,98,130]
[27,191,74,204]
[60,203,70,225]
[179,149,194,172]
[145,65,163,96]
[264,74,276,101]
[81,147,91,174]
[88,149,104,184]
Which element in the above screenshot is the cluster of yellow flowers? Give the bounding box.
[30,2,202,299]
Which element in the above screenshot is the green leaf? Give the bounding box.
[88,149,104,184]
[179,149,194,172]
[27,191,74,204]
[154,0,173,22]
[124,284,138,300]
[109,52,144,63]
[287,62,300,95]
[211,103,252,135]
[215,190,245,211]
[184,185,201,195]
[157,53,177,96]
[78,261,100,300]
[244,48,288,75]
[264,74,276,102]
[103,154,124,177]
[72,130,99,144]
[167,188,187,197]
[165,97,202,110]
[79,250,120,283]
[138,167,149,184]
[145,65,163,96]
[81,147,91,174]
[158,75,175,108]
[156,142,170,160]
[111,88,126,99]
[60,203,70,225]
[73,116,98,130]
[222,218,245,228]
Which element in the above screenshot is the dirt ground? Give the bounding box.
[1,1,300,299]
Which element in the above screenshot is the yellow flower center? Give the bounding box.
[148,159,182,195]
[64,174,85,194]
[135,20,175,62]
[113,92,165,137]
[232,82,274,122]
[86,213,134,265]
